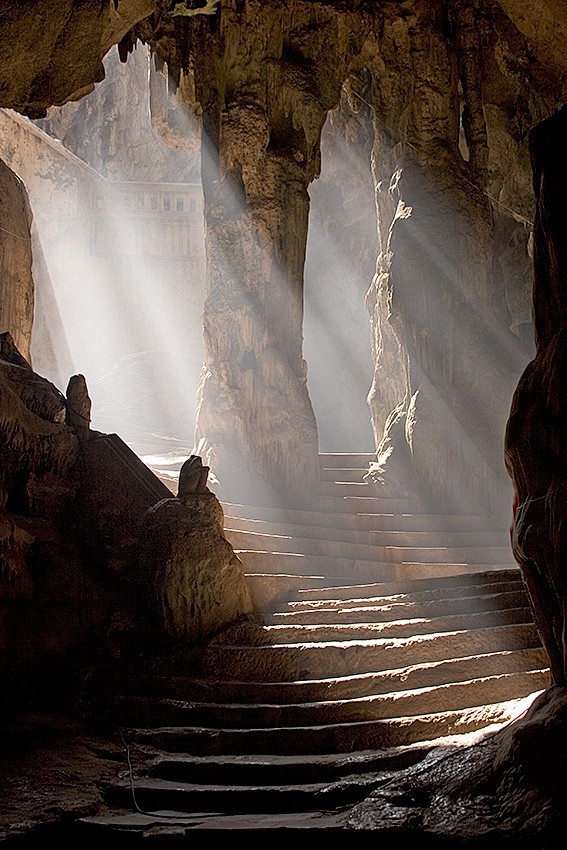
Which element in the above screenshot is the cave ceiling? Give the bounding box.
[0,2,565,120]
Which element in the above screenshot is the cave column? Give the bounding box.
[194,99,320,506]
[158,3,365,507]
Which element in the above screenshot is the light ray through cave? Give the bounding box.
[1,47,535,541]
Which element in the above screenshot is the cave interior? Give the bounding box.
[2,0,567,847]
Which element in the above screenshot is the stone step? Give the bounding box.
[202,623,541,681]
[226,528,386,561]
[293,569,522,600]
[224,607,533,645]
[267,589,530,624]
[368,530,510,547]
[148,744,430,785]
[226,515,376,545]
[318,453,377,469]
[119,648,549,704]
[76,808,349,836]
[382,545,514,564]
[225,515,510,549]
[100,772,400,816]
[110,669,548,730]
[319,481,400,498]
[223,501,505,533]
[316,495,412,514]
[118,696,540,756]
[238,550,516,583]
[320,467,377,482]
[356,512,509,532]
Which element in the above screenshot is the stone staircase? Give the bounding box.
[73,451,550,843]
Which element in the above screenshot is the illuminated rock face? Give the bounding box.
[356,1,552,516]
[180,2,364,507]
[0,161,34,362]
[140,489,256,639]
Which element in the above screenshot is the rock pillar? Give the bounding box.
[194,99,320,506]
[506,104,567,684]
[177,3,364,507]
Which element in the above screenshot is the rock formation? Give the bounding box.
[506,104,567,686]
[0,161,34,362]
[139,455,256,640]
[3,0,567,844]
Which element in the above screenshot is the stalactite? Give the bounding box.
[449,0,489,184]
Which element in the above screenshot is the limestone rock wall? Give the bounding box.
[358,0,567,514]
[0,160,34,362]
[0,0,161,117]
[35,44,200,184]
[506,104,567,685]
[134,1,369,506]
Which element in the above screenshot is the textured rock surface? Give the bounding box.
[35,43,200,184]
[0,0,160,117]
[0,159,34,362]
[506,104,567,685]
[357,0,562,515]
[140,490,256,639]
[136,1,370,506]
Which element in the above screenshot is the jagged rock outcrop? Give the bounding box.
[353,0,566,515]
[0,0,162,117]
[139,456,256,640]
[34,43,200,183]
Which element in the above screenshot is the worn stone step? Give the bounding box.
[148,744,430,785]
[111,669,548,730]
[202,623,541,681]
[267,589,530,624]
[223,501,505,534]
[319,481,400,499]
[119,696,539,755]
[318,453,377,469]
[355,512,508,532]
[101,772,391,815]
[238,550,517,582]
[316,495,412,514]
[226,528,387,561]
[320,467,378,483]
[383,545,514,565]
[278,582,525,611]
[121,648,549,705]
[226,515,375,545]
[224,607,533,645]
[293,569,522,601]
[369,530,511,547]
[76,808,349,837]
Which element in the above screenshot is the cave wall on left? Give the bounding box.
[0,0,169,695]
[0,160,34,361]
